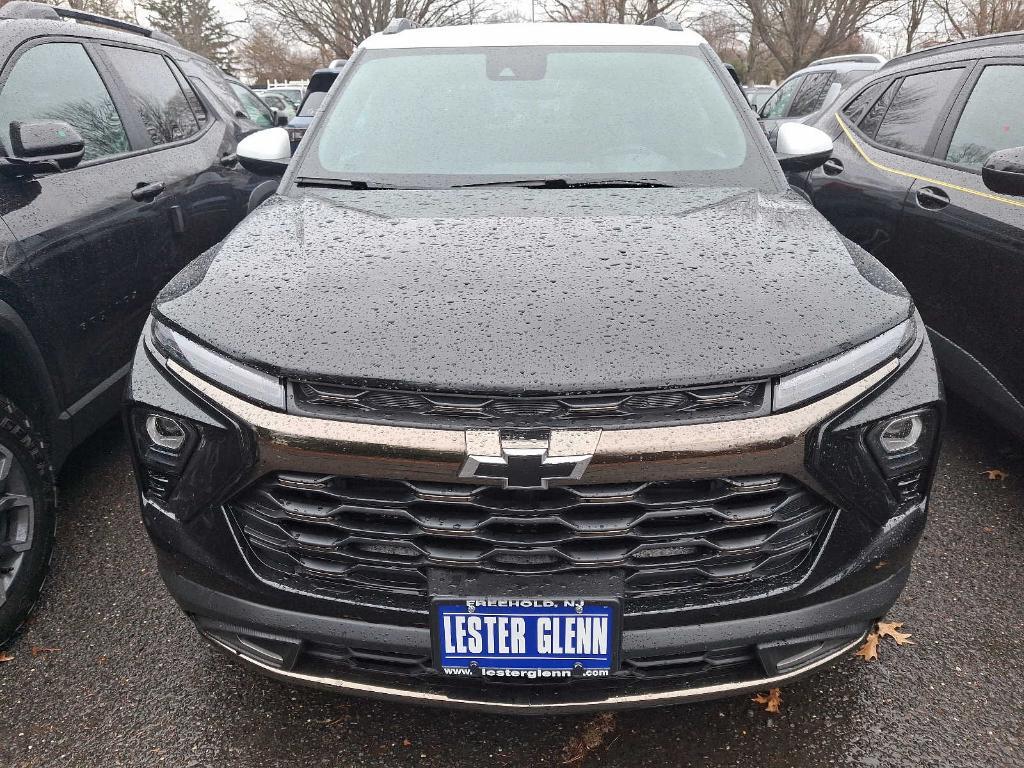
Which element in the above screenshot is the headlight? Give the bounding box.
[147,316,286,410]
[773,319,915,411]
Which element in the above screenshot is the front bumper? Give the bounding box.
[127,329,942,711]
[162,561,915,713]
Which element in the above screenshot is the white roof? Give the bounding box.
[361,22,706,50]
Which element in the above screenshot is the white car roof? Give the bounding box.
[361,22,707,50]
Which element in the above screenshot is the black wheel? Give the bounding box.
[0,396,55,648]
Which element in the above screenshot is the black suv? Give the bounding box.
[128,20,943,711]
[793,34,1024,437]
[0,1,271,645]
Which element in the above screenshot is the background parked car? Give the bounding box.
[286,63,345,147]
[793,33,1024,438]
[0,0,271,646]
[258,91,296,122]
[264,84,304,108]
[758,54,885,133]
[743,84,775,111]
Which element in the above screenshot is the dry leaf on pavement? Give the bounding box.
[0,652,14,663]
[982,469,1008,481]
[30,646,60,657]
[562,712,616,764]
[877,621,913,646]
[752,688,782,713]
[854,632,880,662]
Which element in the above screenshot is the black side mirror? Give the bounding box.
[982,146,1024,196]
[2,120,84,176]
[276,112,289,127]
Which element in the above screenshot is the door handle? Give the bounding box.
[220,153,238,167]
[822,158,844,176]
[131,181,165,202]
[916,186,950,210]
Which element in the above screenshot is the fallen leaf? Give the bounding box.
[854,632,880,662]
[982,469,1008,481]
[877,621,913,646]
[752,688,782,713]
[402,739,412,748]
[30,646,60,657]
[562,712,616,764]
[0,652,14,663]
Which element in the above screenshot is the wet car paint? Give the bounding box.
[154,187,913,393]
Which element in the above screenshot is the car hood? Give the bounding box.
[154,187,911,393]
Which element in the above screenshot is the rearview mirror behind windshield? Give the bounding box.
[238,127,292,176]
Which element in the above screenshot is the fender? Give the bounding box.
[0,298,72,465]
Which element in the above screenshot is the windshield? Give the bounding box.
[298,46,774,188]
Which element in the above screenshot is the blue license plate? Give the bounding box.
[433,598,618,679]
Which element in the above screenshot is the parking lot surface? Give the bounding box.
[1,403,1022,768]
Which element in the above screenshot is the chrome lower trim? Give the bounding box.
[205,632,865,713]
[167,359,897,488]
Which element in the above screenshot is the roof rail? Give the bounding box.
[642,13,684,31]
[808,53,887,67]
[383,18,419,34]
[0,0,180,46]
[882,30,1024,68]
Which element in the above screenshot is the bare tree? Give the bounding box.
[935,0,1024,38]
[244,0,485,60]
[726,0,892,73]
[900,0,931,51]
[236,16,320,84]
[542,0,691,25]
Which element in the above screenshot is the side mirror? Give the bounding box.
[982,146,1024,196]
[237,127,292,176]
[276,111,289,127]
[1,120,84,176]
[773,122,833,173]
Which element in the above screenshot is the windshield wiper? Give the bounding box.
[451,178,676,189]
[296,176,397,190]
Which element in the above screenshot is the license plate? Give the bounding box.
[433,598,618,680]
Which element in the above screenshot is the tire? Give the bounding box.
[0,395,56,648]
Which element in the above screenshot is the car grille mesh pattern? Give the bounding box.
[289,380,769,427]
[226,472,833,610]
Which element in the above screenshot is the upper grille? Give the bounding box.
[226,472,834,614]
[289,380,769,427]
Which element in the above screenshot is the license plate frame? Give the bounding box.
[431,597,620,680]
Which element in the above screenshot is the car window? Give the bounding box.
[168,65,208,130]
[946,65,1024,169]
[308,46,771,187]
[788,71,835,118]
[103,46,201,145]
[858,79,899,137]
[298,90,326,117]
[0,42,129,162]
[843,80,888,125]
[760,75,804,119]
[873,67,965,154]
[836,68,873,87]
[229,82,274,128]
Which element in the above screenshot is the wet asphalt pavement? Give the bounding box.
[1,402,1022,768]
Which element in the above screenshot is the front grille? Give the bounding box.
[226,472,834,615]
[289,380,769,427]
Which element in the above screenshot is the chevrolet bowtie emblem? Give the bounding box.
[459,429,601,490]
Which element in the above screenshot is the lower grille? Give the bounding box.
[226,472,834,614]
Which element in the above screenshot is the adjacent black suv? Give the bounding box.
[128,20,943,711]
[0,1,271,645]
[793,34,1024,437]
